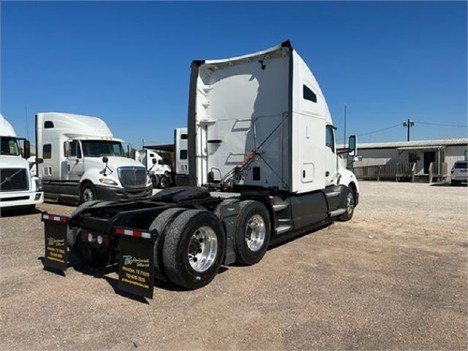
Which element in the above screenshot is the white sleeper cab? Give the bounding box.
[135,148,172,189]
[42,41,360,296]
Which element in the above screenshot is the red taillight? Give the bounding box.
[79,230,89,241]
[103,235,111,247]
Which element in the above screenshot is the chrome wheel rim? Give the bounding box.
[346,191,354,216]
[245,214,266,252]
[188,226,218,272]
[82,188,95,202]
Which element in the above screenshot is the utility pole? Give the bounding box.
[403,119,414,141]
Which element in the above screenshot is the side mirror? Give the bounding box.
[23,140,31,159]
[102,156,109,164]
[348,135,357,157]
[64,142,70,157]
[152,158,157,165]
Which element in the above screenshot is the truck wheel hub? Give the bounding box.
[188,226,218,273]
[245,214,265,252]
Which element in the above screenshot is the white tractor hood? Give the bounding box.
[0,155,29,169]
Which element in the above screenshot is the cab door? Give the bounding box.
[66,140,84,181]
[324,125,338,187]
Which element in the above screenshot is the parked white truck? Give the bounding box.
[42,41,359,297]
[173,127,189,186]
[35,112,153,204]
[135,148,171,188]
[0,114,44,212]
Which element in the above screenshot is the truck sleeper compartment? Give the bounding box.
[41,40,360,298]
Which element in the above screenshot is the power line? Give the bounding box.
[415,121,467,128]
[357,123,401,137]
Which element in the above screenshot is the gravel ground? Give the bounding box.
[0,181,467,351]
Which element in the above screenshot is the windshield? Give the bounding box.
[81,140,126,157]
[454,162,467,169]
[1,137,20,156]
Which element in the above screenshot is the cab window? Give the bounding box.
[69,140,82,158]
[325,125,335,152]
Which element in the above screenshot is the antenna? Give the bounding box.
[343,105,347,147]
[25,106,29,140]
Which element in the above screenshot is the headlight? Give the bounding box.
[99,178,118,186]
[34,177,43,192]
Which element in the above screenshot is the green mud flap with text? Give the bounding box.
[114,227,155,299]
[41,212,69,272]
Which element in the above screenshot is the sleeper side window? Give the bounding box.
[43,144,52,159]
[303,85,317,103]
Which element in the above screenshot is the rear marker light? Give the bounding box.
[115,227,151,239]
[42,214,68,223]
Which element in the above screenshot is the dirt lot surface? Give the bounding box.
[1,181,467,350]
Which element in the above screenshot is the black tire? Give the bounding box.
[451,180,458,186]
[159,175,170,189]
[234,200,270,266]
[150,174,159,188]
[81,183,97,203]
[162,209,225,289]
[338,186,355,221]
[149,207,185,281]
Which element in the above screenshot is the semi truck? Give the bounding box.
[134,148,172,189]
[42,41,359,297]
[35,112,153,205]
[173,127,189,186]
[0,114,44,212]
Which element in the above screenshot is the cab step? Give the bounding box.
[328,208,346,217]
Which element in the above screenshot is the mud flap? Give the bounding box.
[114,227,155,299]
[218,202,240,265]
[42,212,69,272]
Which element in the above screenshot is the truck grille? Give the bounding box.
[0,168,29,191]
[118,167,147,189]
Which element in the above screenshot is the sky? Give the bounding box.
[1,1,467,148]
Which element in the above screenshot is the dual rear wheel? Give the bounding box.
[71,199,272,290]
[154,200,271,289]
[159,209,226,289]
